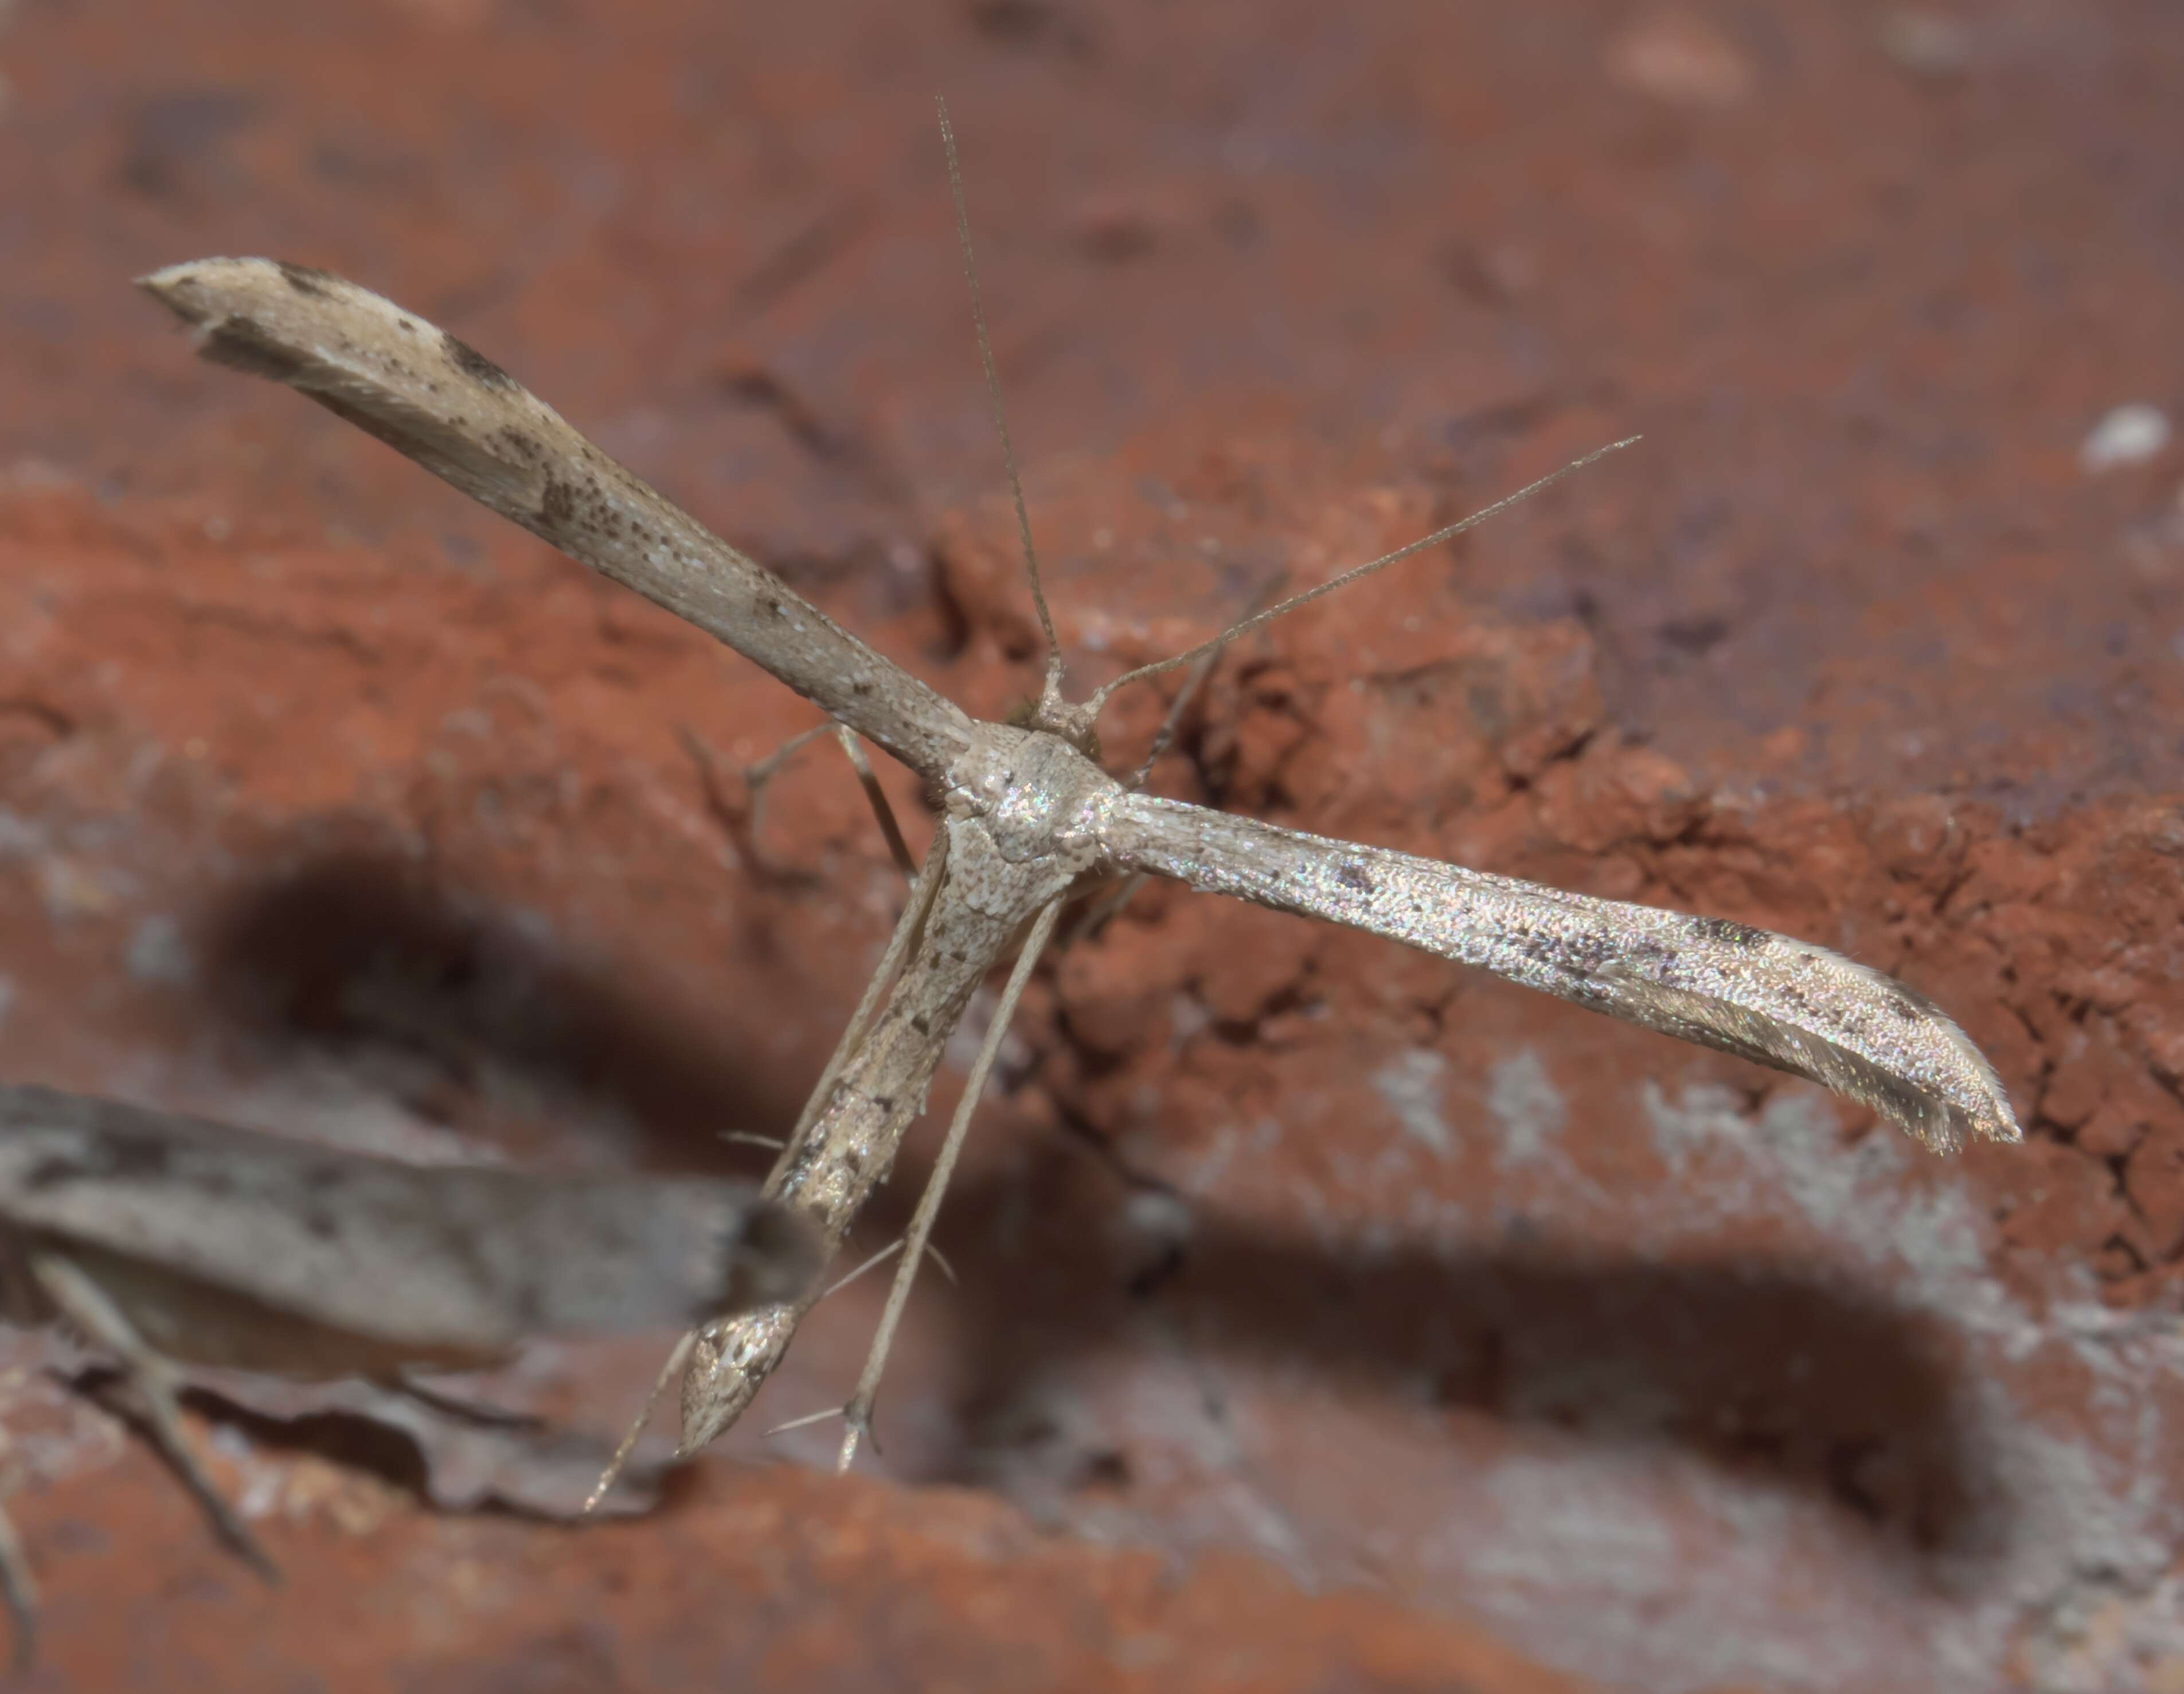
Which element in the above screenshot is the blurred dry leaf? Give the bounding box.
[177,1368,675,1518]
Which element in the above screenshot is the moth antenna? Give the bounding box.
[1088,436,1642,716]
[937,95,1065,709]
[1123,568,1284,791]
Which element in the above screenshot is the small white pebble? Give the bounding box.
[2081,403,2173,474]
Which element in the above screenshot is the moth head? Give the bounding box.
[1003,687,1103,763]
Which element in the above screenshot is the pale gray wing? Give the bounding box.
[137,258,971,782]
[0,1087,821,1353]
[1103,794,2017,1153]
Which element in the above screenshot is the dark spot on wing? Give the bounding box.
[1337,861,1374,894]
[494,426,544,464]
[540,477,577,529]
[1690,916,1767,949]
[274,261,335,296]
[198,317,308,384]
[1888,990,1935,1024]
[442,330,514,391]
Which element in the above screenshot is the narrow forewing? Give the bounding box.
[137,258,970,779]
[1103,794,2018,1153]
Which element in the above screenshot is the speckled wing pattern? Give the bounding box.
[136,258,970,780]
[1104,794,2018,1153]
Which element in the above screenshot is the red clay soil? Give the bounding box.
[0,2,2180,1690]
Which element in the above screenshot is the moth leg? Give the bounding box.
[830,725,916,879]
[679,723,830,887]
[581,1331,694,1516]
[747,1234,958,1446]
[0,1494,38,1675]
[682,720,915,888]
[1058,872,1146,951]
[837,897,1065,1471]
[29,1252,278,1584]
[811,1236,957,1304]
[671,828,954,1461]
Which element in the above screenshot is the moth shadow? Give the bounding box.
[185,854,2011,1578]
[193,848,811,1174]
[927,1162,2010,1580]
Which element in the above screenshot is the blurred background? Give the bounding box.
[0,1,2179,1689]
